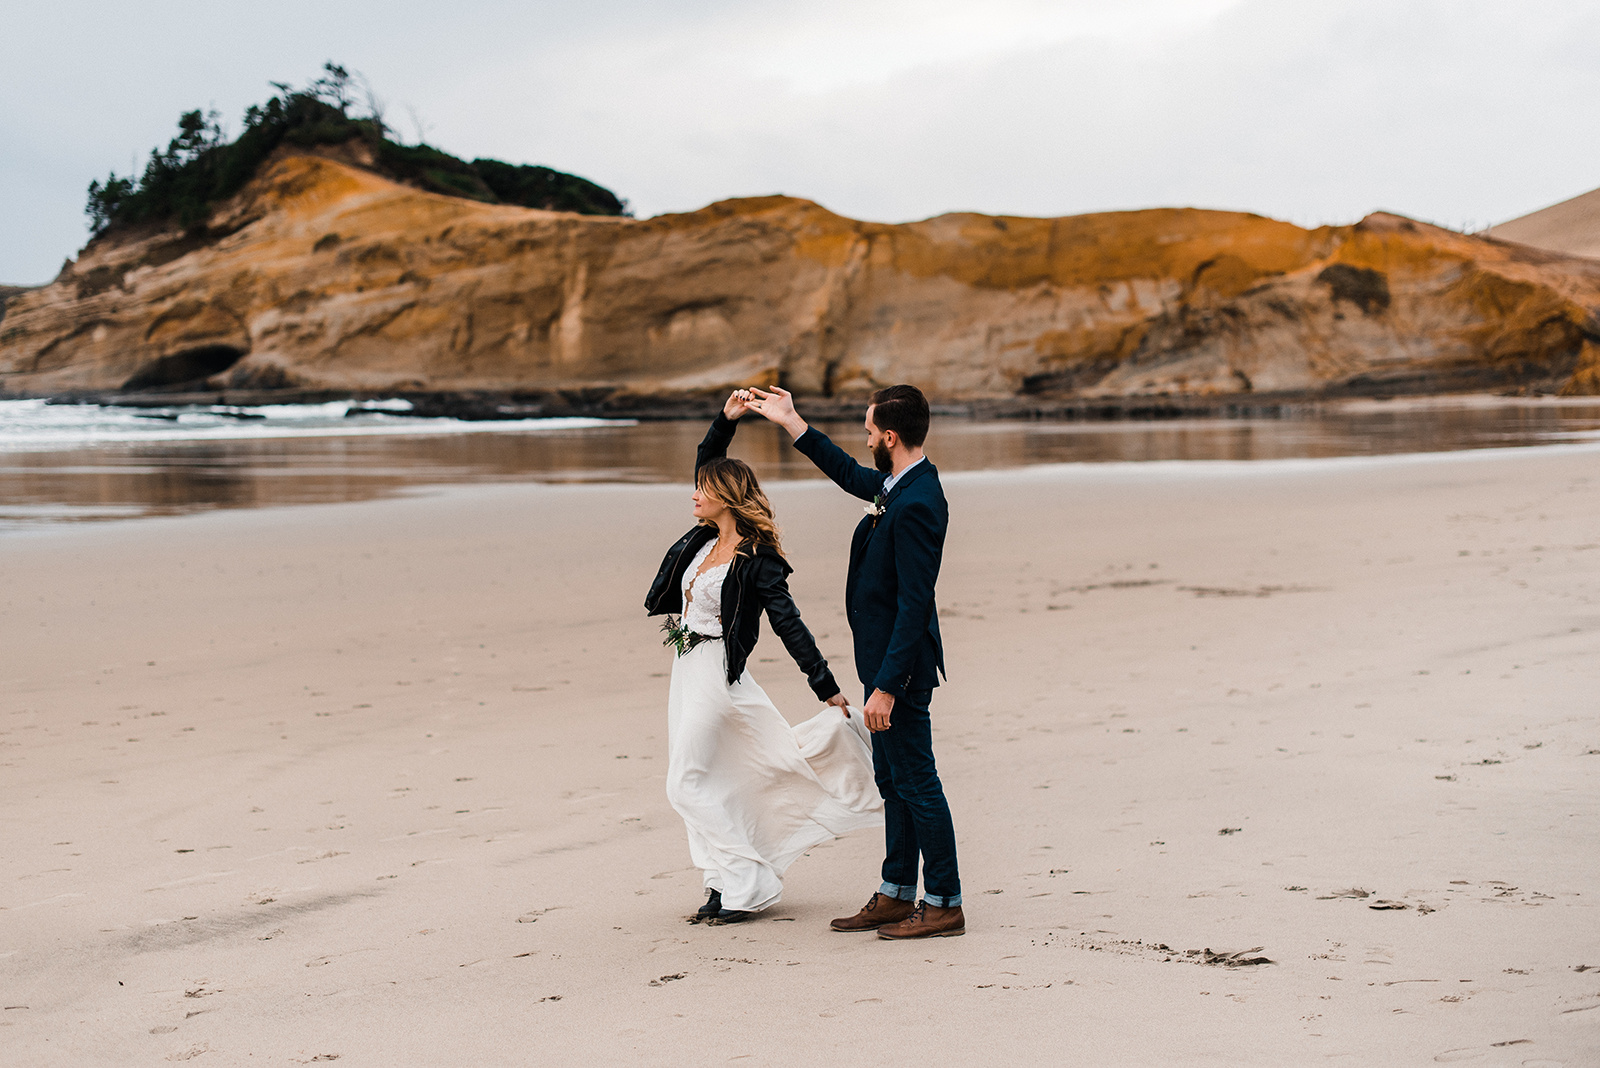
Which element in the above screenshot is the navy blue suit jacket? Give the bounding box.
[793,428,947,696]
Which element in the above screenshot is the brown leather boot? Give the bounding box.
[830,892,916,932]
[877,901,965,939]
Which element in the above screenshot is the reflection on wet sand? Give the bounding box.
[4,399,1600,531]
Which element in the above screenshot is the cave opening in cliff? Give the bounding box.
[120,345,247,392]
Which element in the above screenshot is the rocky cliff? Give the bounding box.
[5,154,1600,403]
[0,285,37,324]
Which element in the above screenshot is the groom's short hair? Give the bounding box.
[868,384,930,447]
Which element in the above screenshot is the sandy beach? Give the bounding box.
[3,443,1598,1066]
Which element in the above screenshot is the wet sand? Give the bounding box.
[2,444,1598,1065]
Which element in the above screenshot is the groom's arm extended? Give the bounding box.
[872,497,946,696]
[793,426,886,502]
[748,386,883,501]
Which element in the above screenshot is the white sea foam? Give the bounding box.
[0,399,629,451]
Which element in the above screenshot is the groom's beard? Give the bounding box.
[872,440,893,473]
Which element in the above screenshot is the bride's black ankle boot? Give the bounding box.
[696,889,722,920]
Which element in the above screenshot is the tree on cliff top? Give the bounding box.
[85,63,628,234]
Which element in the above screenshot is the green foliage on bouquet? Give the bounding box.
[661,616,712,658]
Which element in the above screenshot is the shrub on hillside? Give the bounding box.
[473,158,627,216]
[86,63,628,234]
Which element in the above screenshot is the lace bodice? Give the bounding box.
[681,538,730,637]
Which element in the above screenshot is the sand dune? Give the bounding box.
[2,447,1598,1065]
[1488,185,1600,259]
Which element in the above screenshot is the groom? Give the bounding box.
[747,384,963,939]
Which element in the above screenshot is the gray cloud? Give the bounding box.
[3,0,1596,283]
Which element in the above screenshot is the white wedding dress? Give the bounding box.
[666,540,883,913]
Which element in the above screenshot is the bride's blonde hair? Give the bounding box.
[696,458,783,557]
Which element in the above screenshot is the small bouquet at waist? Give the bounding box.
[661,615,714,657]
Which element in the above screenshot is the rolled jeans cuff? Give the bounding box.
[923,892,962,908]
[879,882,917,902]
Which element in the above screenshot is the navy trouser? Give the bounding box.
[868,686,961,907]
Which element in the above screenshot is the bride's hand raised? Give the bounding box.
[723,389,752,420]
[745,386,809,439]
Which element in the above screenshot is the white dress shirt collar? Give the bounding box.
[881,455,926,496]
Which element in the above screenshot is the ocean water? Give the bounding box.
[0,398,617,449]
[3,395,1599,531]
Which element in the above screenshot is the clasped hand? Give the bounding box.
[726,387,804,436]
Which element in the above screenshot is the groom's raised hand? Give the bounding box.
[746,386,809,440]
[863,689,895,732]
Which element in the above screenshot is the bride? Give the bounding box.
[645,390,882,923]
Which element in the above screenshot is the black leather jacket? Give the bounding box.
[644,415,840,702]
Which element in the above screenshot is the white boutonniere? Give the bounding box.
[865,494,885,518]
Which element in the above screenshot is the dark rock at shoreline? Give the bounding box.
[20,386,1354,424]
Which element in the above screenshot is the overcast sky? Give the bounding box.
[3,0,1596,284]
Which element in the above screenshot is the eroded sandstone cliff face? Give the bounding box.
[4,155,1599,401]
